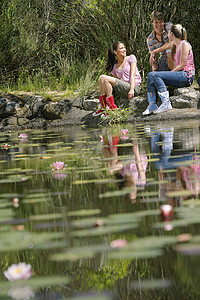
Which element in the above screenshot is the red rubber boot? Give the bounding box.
[101,96,117,119]
[92,95,107,116]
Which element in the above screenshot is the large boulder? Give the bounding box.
[43,99,72,119]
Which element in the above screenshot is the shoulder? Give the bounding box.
[127,55,137,63]
[147,31,154,43]
[165,22,173,31]
[181,40,191,51]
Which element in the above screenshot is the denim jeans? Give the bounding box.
[147,71,193,93]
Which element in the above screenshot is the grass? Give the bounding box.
[0,58,105,101]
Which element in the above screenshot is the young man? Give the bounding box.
[147,11,173,71]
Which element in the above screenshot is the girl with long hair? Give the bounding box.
[93,42,141,118]
[143,24,195,115]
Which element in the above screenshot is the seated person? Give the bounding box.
[92,41,141,118]
[147,10,173,71]
[143,24,195,115]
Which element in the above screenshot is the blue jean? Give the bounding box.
[147,71,193,93]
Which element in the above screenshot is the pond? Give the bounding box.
[0,120,200,300]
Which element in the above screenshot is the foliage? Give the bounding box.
[0,0,199,93]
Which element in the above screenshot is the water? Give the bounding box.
[0,121,200,299]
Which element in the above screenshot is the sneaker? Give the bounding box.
[101,112,109,119]
[142,103,158,115]
[92,105,104,117]
[154,101,172,114]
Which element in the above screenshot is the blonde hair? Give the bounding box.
[170,24,187,60]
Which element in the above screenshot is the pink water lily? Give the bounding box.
[160,204,173,221]
[51,161,67,171]
[110,239,128,249]
[121,129,129,135]
[18,134,28,139]
[4,263,33,281]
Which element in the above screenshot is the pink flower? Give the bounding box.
[110,239,128,249]
[18,134,28,139]
[50,161,67,171]
[121,129,129,135]
[4,263,33,281]
[160,204,173,221]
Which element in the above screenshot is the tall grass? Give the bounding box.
[0,58,105,98]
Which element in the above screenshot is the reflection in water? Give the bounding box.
[102,132,147,201]
[8,286,35,300]
[1,122,200,299]
[146,124,200,206]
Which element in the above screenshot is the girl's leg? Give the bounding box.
[142,72,158,115]
[99,75,116,97]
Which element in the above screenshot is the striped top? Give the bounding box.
[147,22,172,56]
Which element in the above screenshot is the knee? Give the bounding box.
[147,71,156,79]
[99,74,107,84]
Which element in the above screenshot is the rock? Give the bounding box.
[15,107,29,118]
[23,95,47,119]
[3,116,18,126]
[71,97,83,108]
[174,87,191,95]
[83,99,99,111]
[5,102,19,115]
[170,90,200,109]
[43,99,72,119]
[17,118,29,126]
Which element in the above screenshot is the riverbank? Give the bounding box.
[0,84,200,131]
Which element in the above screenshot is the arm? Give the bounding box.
[171,41,190,72]
[128,61,136,100]
[151,42,171,55]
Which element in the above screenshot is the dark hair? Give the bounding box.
[150,10,166,22]
[170,24,187,60]
[106,41,122,72]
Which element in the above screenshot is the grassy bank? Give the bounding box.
[0,59,104,101]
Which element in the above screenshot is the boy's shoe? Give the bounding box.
[154,101,172,114]
[142,103,158,115]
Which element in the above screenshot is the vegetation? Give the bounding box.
[0,0,199,95]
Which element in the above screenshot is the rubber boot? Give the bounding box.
[92,95,107,116]
[142,92,158,115]
[106,95,118,110]
[101,95,118,119]
[154,91,172,114]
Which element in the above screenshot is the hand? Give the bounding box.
[150,52,157,65]
[128,90,134,100]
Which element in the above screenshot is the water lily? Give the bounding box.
[110,239,128,249]
[50,161,67,171]
[12,197,19,208]
[121,129,129,141]
[8,286,35,300]
[121,129,129,135]
[160,204,173,221]
[4,263,33,281]
[18,133,28,139]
